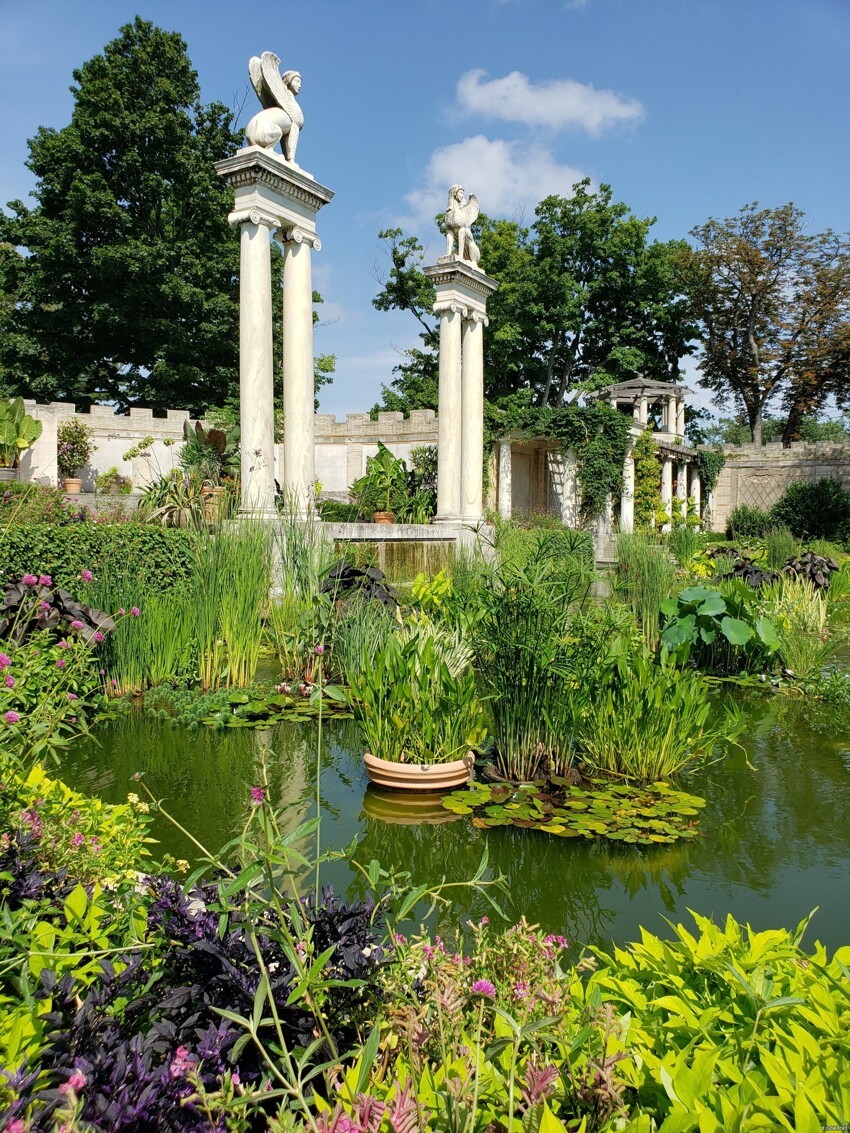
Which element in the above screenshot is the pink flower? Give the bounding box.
[99,668,105,675]
[130,606,140,617]
[7,1120,26,1133]
[21,574,38,586]
[69,715,77,723]
[56,658,67,669]
[544,933,568,951]
[513,981,530,1000]
[71,832,85,848]
[5,675,14,688]
[38,575,52,587]
[67,692,78,700]
[39,600,51,611]
[470,979,497,998]
[81,569,93,581]
[231,1071,241,1087]
[58,640,71,650]
[315,644,325,655]
[93,631,104,642]
[89,836,101,854]
[118,608,125,615]
[169,1045,196,1078]
[70,619,85,630]
[0,653,11,669]
[3,710,20,724]
[250,786,265,806]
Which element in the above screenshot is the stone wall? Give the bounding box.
[17,401,438,498]
[709,440,850,531]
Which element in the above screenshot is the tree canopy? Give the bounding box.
[372,181,695,415]
[678,202,850,445]
[0,18,242,415]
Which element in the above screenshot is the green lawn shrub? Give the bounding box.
[727,503,772,538]
[770,477,850,540]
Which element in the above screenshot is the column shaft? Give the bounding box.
[676,398,686,438]
[238,220,276,517]
[460,315,484,523]
[676,460,688,518]
[282,235,316,516]
[661,456,673,532]
[497,440,512,519]
[435,307,463,522]
[690,466,702,522]
[620,447,635,533]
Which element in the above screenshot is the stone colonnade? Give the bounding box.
[624,390,686,440]
[619,434,702,534]
[423,259,498,525]
[215,147,334,517]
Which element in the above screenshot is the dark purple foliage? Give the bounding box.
[4,874,384,1131]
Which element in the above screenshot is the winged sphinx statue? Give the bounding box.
[444,185,481,266]
[245,52,304,164]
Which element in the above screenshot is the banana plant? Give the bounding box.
[0,397,43,468]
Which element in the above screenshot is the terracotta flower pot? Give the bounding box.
[63,477,83,494]
[363,751,474,792]
[373,511,395,524]
[204,485,228,522]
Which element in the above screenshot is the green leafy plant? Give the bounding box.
[0,398,43,469]
[661,582,780,673]
[770,476,850,540]
[760,574,843,677]
[574,648,743,779]
[350,441,409,517]
[442,778,707,844]
[57,417,96,480]
[343,620,487,763]
[631,426,662,530]
[764,525,798,569]
[179,419,240,485]
[727,503,771,539]
[94,466,133,496]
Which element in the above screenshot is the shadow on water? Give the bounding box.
[62,692,850,954]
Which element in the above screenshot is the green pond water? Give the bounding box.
[62,694,850,955]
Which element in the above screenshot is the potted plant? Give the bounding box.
[57,417,96,493]
[340,622,487,791]
[95,466,133,495]
[351,442,408,523]
[0,398,43,481]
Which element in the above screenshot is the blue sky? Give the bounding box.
[1,0,848,417]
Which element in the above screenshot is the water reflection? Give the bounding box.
[62,694,850,953]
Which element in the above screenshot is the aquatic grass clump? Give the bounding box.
[761,574,843,677]
[575,650,742,780]
[616,532,675,649]
[475,536,594,781]
[193,522,271,689]
[267,509,336,679]
[764,525,799,570]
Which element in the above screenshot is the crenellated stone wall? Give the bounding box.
[709,439,850,531]
[16,401,438,498]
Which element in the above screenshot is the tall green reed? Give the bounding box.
[616,532,676,649]
[765,526,799,570]
[761,574,842,677]
[193,522,271,689]
[666,526,698,570]
[474,535,594,781]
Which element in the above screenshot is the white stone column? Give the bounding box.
[281,225,320,516]
[675,398,686,439]
[497,439,512,519]
[639,395,649,425]
[236,211,277,517]
[661,456,673,532]
[562,449,578,526]
[435,303,463,522]
[620,444,635,533]
[676,460,688,519]
[690,465,702,522]
[461,312,486,523]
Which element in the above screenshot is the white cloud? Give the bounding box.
[404,134,588,225]
[456,69,644,135]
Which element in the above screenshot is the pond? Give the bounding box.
[62,693,850,956]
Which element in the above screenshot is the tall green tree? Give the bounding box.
[0,18,243,414]
[372,181,694,414]
[679,202,850,445]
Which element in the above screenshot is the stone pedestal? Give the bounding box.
[424,257,498,525]
[216,146,333,517]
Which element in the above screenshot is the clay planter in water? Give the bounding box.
[63,477,83,494]
[363,751,474,792]
[372,511,395,524]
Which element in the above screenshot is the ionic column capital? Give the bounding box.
[277,225,322,251]
[464,310,489,327]
[228,206,279,230]
[433,300,466,318]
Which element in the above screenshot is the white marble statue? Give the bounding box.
[444,185,481,265]
[245,52,304,163]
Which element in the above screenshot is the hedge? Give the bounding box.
[0,523,197,593]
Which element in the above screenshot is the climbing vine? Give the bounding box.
[694,447,726,497]
[486,398,631,524]
[632,426,662,530]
